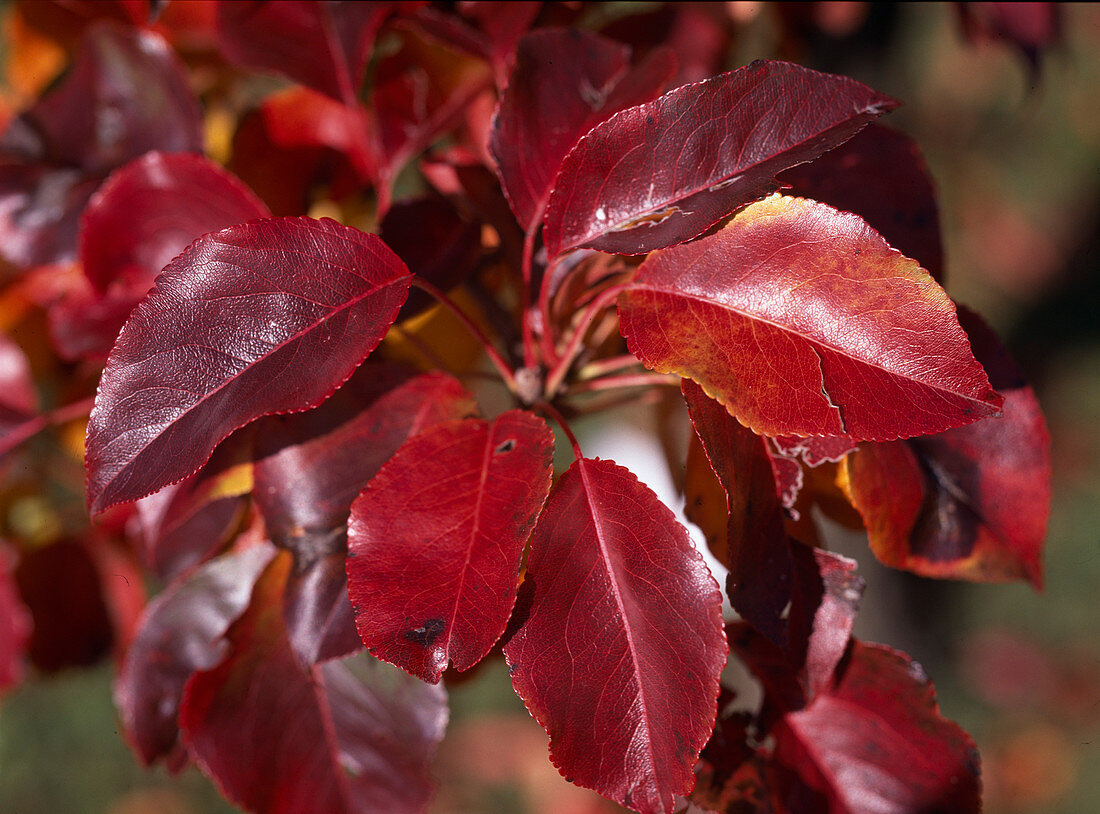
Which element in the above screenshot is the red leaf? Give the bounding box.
[775,641,981,814]
[253,366,476,544]
[490,28,676,231]
[81,151,271,294]
[840,309,1049,587]
[85,217,412,514]
[216,1,394,103]
[771,435,858,468]
[0,22,202,268]
[348,410,554,683]
[543,60,897,257]
[0,333,41,460]
[284,551,363,666]
[503,458,726,814]
[779,123,945,282]
[619,195,1003,440]
[419,2,540,87]
[0,543,31,693]
[181,552,448,814]
[683,379,791,645]
[116,544,275,766]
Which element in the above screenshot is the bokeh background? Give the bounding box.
[0,3,1097,813]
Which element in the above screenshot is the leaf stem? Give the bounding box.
[409,277,519,393]
[576,354,646,380]
[544,283,628,398]
[536,400,583,461]
[520,226,539,369]
[566,373,680,394]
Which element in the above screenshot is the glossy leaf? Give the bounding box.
[543,59,897,257]
[216,1,394,103]
[490,28,676,231]
[683,379,791,645]
[348,410,554,683]
[840,309,1049,586]
[775,641,982,814]
[503,458,726,814]
[0,543,31,693]
[780,123,945,282]
[0,22,202,268]
[619,195,1003,440]
[85,217,412,514]
[81,151,271,294]
[116,544,275,766]
[181,552,448,814]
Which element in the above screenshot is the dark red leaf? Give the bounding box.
[780,123,945,281]
[380,196,483,321]
[253,366,476,544]
[116,544,275,766]
[85,217,412,514]
[0,22,202,268]
[0,543,31,693]
[543,59,897,257]
[683,379,791,646]
[181,552,448,814]
[81,151,271,294]
[775,641,981,814]
[216,0,394,103]
[134,432,254,580]
[348,410,554,683]
[840,309,1049,587]
[284,551,363,665]
[490,28,676,231]
[619,195,1003,440]
[771,435,858,467]
[503,458,726,814]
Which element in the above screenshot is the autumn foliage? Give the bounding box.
[0,3,1057,814]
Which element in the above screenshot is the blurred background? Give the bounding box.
[0,2,1097,813]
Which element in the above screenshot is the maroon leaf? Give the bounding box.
[253,366,476,544]
[116,544,275,767]
[415,3,540,88]
[490,28,676,231]
[379,196,483,321]
[683,379,791,645]
[780,123,945,281]
[181,552,448,814]
[85,217,412,514]
[348,410,554,683]
[503,458,726,814]
[840,309,1049,587]
[543,60,897,257]
[0,543,31,693]
[284,551,363,666]
[0,22,202,268]
[81,151,271,294]
[775,641,981,814]
[619,195,1003,440]
[216,1,394,103]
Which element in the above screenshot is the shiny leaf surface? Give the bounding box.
[85,217,412,514]
[490,28,675,230]
[503,458,726,814]
[116,545,274,766]
[543,60,897,256]
[181,552,448,814]
[348,411,554,683]
[840,309,1049,586]
[620,195,1002,440]
[775,641,981,814]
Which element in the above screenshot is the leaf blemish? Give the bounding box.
[495,439,517,454]
[404,617,446,648]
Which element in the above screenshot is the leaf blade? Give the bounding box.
[86,217,412,514]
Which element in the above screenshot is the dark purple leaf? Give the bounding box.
[503,458,726,814]
[284,551,363,665]
[543,59,897,257]
[780,123,945,281]
[85,217,412,514]
[216,1,394,103]
[348,411,554,683]
[116,544,275,766]
[775,641,981,814]
[619,195,1002,440]
[0,22,202,268]
[181,552,448,814]
[81,151,271,294]
[490,28,676,231]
